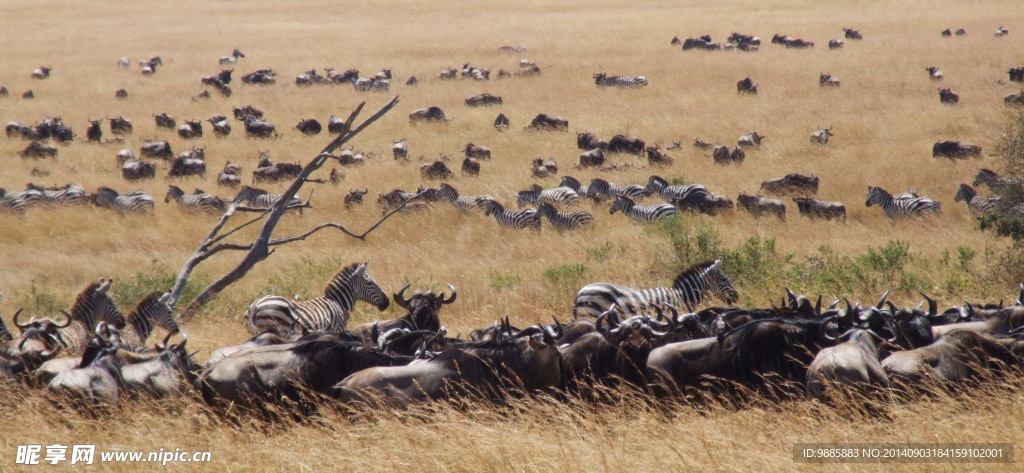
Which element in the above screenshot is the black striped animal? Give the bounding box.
[954,184,1000,213]
[234,185,301,210]
[245,262,390,335]
[13,280,125,364]
[865,186,941,218]
[0,197,28,216]
[483,199,541,230]
[24,183,87,206]
[164,185,227,213]
[92,187,155,214]
[973,168,1024,195]
[573,259,738,318]
[586,178,646,201]
[220,49,245,64]
[436,183,493,213]
[645,175,710,202]
[593,73,648,88]
[536,203,593,231]
[559,176,590,198]
[516,184,579,208]
[609,195,677,224]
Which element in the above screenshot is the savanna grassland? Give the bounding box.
[2,0,1024,471]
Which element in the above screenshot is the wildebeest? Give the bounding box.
[140,140,173,159]
[712,145,744,164]
[18,142,58,159]
[608,134,646,154]
[121,160,156,181]
[465,93,503,107]
[577,132,608,150]
[409,106,450,124]
[351,284,457,340]
[932,141,981,159]
[1009,67,1024,83]
[462,157,481,177]
[761,174,819,195]
[819,73,840,87]
[828,39,844,49]
[793,196,846,221]
[673,192,734,216]
[153,113,176,129]
[121,336,194,398]
[736,77,758,94]
[115,148,136,164]
[47,335,125,405]
[994,26,1009,37]
[737,132,765,148]
[810,127,834,144]
[938,88,959,104]
[528,113,568,131]
[243,115,276,138]
[645,146,673,167]
[208,115,231,136]
[1004,90,1024,107]
[252,156,302,184]
[926,66,943,80]
[322,115,344,135]
[531,158,558,178]
[140,56,162,75]
[178,120,202,139]
[463,142,491,160]
[843,27,862,39]
[494,112,509,131]
[737,193,786,221]
[31,66,52,79]
[22,90,34,99]
[420,160,454,180]
[343,188,368,210]
[241,68,276,84]
[294,118,322,135]
[168,148,206,178]
[806,324,894,403]
[882,329,1024,389]
[233,105,263,121]
[86,119,102,142]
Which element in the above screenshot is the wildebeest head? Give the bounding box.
[10,309,70,367]
[392,284,457,332]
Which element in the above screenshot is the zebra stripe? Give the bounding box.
[165,185,227,213]
[245,262,390,335]
[573,259,739,318]
[609,195,677,224]
[26,183,87,206]
[93,187,154,214]
[537,203,593,231]
[235,185,301,209]
[1006,203,1024,219]
[645,175,709,202]
[587,178,647,200]
[484,199,541,230]
[116,292,178,350]
[516,185,579,208]
[437,183,493,213]
[954,184,1000,213]
[865,186,941,218]
[58,279,126,355]
[593,73,649,88]
[354,78,389,92]
[559,176,589,197]
[1,197,29,216]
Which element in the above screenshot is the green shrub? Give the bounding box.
[488,271,523,291]
[112,260,208,309]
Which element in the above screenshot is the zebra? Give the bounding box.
[436,183,493,213]
[30,279,125,356]
[515,184,579,208]
[1,197,29,216]
[109,292,179,351]
[645,175,709,202]
[235,185,301,210]
[245,262,390,335]
[25,183,87,206]
[559,176,589,197]
[354,77,389,92]
[573,259,739,318]
[974,168,1024,196]
[865,186,941,218]
[164,185,227,214]
[593,73,649,88]
[536,203,593,231]
[954,183,1000,213]
[610,195,677,223]
[483,199,542,230]
[92,187,155,214]
[587,177,647,201]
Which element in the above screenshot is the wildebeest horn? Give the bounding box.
[918,291,937,317]
[371,321,380,344]
[545,316,563,342]
[39,336,63,361]
[786,288,797,306]
[12,308,28,329]
[1017,282,1023,305]
[876,289,890,309]
[818,316,839,342]
[394,284,412,309]
[815,295,822,316]
[54,310,74,328]
[886,301,898,313]
[160,331,174,349]
[441,284,457,304]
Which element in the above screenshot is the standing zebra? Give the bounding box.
[645,175,709,202]
[559,176,589,197]
[165,185,227,214]
[609,195,677,224]
[25,183,87,206]
[593,73,649,88]
[573,259,739,318]
[1,197,28,216]
[515,184,579,208]
[587,177,647,201]
[245,262,390,335]
[111,291,179,350]
[436,183,493,213]
[92,187,155,214]
[536,203,593,231]
[16,279,126,357]
[865,186,941,218]
[974,168,1024,195]
[235,185,302,210]
[483,199,542,231]
[954,183,1000,213]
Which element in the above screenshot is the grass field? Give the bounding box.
[2,0,1024,471]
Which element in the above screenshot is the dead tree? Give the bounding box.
[166,96,407,322]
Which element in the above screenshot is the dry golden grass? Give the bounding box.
[3,0,1024,470]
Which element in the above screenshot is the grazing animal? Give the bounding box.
[121,160,155,181]
[579,148,606,168]
[806,326,893,403]
[463,143,491,160]
[177,120,202,139]
[461,157,480,177]
[528,113,568,131]
[169,148,206,178]
[18,142,58,159]
[932,141,981,159]
[593,73,649,88]
[294,118,322,135]
[344,188,368,210]
[409,107,450,124]
[938,88,959,104]
[516,184,579,208]
[645,146,674,166]
[577,132,608,150]
[242,115,276,138]
[86,119,102,143]
[420,160,454,180]
[31,66,52,79]
[108,116,132,134]
[140,140,173,159]
[737,132,765,148]
[92,187,155,214]
[973,168,1024,195]
[164,185,225,213]
[465,93,503,107]
[140,57,162,75]
[645,175,710,202]
[246,262,390,335]
[954,184,1000,214]
[865,186,941,218]
[819,73,840,87]
[217,162,241,187]
[607,135,646,154]
[810,127,834,144]
[494,112,509,131]
[843,27,863,39]
[240,68,276,84]
[586,178,646,201]
[736,77,758,94]
[737,193,786,221]
[793,197,846,221]
[483,199,541,231]
[926,66,944,80]
[609,195,677,224]
[828,39,845,49]
[208,115,231,136]
[574,259,738,318]
[1009,67,1024,83]
[761,174,819,195]
[154,113,176,129]
[882,330,1023,388]
[118,57,130,69]
[536,203,593,231]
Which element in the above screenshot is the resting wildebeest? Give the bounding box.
[806,318,896,403]
[793,196,846,221]
[168,149,206,178]
[737,193,786,221]
[494,112,509,131]
[47,334,125,405]
[608,134,645,154]
[645,146,673,167]
[932,141,981,159]
[843,27,863,39]
[154,112,176,129]
[335,327,563,406]
[243,115,276,138]
[761,174,819,195]
[465,93,503,107]
[577,132,608,150]
[1006,90,1024,107]
[350,284,457,339]
[121,335,195,398]
[420,160,453,180]
[294,118,322,135]
[86,119,102,142]
[882,329,1024,389]
[1010,67,1024,82]
[579,148,606,168]
[18,142,57,159]
[528,113,568,131]
[109,116,133,134]
[559,310,667,391]
[736,77,758,94]
[464,143,491,159]
[737,132,764,148]
[938,88,959,104]
[392,138,408,160]
[409,107,450,124]
[828,39,844,49]
[810,127,834,144]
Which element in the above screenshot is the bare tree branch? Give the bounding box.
[168,96,401,322]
